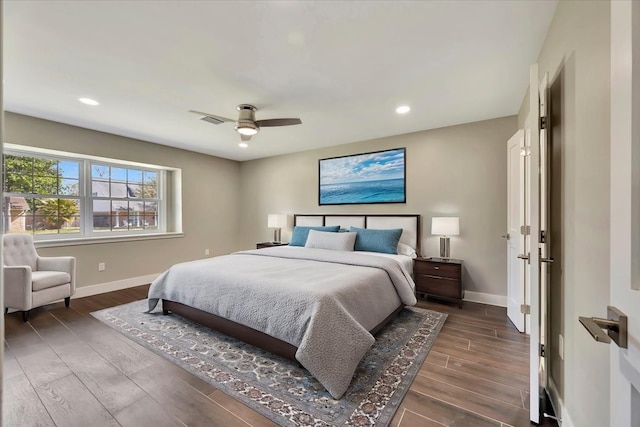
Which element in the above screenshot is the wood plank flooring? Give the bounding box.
[3,286,558,426]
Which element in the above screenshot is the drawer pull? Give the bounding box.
[433,266,439,270]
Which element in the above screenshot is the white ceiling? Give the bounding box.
[4,1,557,162]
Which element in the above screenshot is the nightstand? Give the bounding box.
[414,257,463,308]
[256,242,289,249]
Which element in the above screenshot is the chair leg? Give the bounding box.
[64,297,70,308]
[22,311,29,322]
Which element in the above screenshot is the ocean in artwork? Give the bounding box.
[320,178,405,205]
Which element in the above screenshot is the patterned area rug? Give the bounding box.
[92,300,447,426]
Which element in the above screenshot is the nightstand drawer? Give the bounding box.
[413,257,463,307]
[415,276,460,299]
[414,261,460,279]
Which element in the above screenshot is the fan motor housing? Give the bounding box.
[237,104,257,120]
[235,104,259,135]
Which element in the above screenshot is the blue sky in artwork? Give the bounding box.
[320,149,405,185]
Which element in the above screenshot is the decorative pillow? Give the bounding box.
[289,225,340,246]
[350,226,403,254]
[397,242,417,258]
[305,230,356,251]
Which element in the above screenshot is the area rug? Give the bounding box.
[91,300,446,426]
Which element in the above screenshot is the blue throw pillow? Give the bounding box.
[289,225,340,246]
[350,226,403,254]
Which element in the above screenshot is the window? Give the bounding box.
[90,163,159,233]
[3,146,177,241]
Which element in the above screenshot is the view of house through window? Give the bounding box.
[3,149,168,239]
[91,164,158,233]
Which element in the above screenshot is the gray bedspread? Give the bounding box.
[147,246,417,399]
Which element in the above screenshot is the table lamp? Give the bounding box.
[267,214,288,243]
[431,217,460,260]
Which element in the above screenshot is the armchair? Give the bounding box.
[3,234,76,322]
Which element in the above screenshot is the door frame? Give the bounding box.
[610,1,640,425]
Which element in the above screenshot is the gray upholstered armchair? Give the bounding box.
[3,234,76,322]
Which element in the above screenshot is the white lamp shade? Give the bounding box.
[268,214,288,228]
[431,217,460,236]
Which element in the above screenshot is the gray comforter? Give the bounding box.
[147,246,417,399]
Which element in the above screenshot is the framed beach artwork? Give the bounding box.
[318,147,406,205]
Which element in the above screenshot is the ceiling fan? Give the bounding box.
[189,104,302,142]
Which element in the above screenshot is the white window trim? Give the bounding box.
[35,231,184,248]
[3,143,182,243]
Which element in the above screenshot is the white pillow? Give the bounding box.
[397,242,417,258]
[305,230,356,251]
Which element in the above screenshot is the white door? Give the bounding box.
[528,68,551,426]
[507,130,526,332]
[609,2,640,425]
[527,63,541,424]
[538,72,550,397]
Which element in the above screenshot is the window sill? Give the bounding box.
[34,232,184,248]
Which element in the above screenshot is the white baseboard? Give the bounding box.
[463,290,507,307]
[73,273,160,299]
[70,278,508,310]
[74,277,508,309]
[548,377,574,427]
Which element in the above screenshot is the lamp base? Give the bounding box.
[439,236,450,260]
[273,228,281,244]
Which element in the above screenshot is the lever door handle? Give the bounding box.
[541,257,554,263]
[517,254,529,260]
[579,306,627,348]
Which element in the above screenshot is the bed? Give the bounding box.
[147,214,421,399]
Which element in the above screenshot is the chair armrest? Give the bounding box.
[4,266,33,310]
[38,256,76,296]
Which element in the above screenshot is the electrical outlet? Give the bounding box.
[205,249,210,256]
[98,262,106,272]
[559,334,564,360]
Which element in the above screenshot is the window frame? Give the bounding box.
[3,144,180,244]
[85,160,165,236]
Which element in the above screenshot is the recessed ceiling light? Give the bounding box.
[238,142,249,148]
[396,105,410,114]
[79,97,100,106]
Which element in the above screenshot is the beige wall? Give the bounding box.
[4,112,243,289]
[4,112,516,301]
[517,1,611,426]
[239,116,517,299]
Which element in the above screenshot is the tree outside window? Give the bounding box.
[3,154,80,234]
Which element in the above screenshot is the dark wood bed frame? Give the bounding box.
[163,300,404,361]
[162,213,420,362]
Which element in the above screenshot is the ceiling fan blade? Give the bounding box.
[240,133,252,142]
[189,110,234,124]
[255,118,302,128]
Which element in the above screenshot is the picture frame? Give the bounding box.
[318,147,406,205]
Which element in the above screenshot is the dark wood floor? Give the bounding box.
[3,286,557,426]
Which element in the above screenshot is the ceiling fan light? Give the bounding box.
[236,122,259,135]
[238,142,248,148]
[237,127,258,136]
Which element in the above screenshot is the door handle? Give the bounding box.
[502,233,510,240]
[541,257,554,263]
[579,306,627,348]
[517,254,529,260]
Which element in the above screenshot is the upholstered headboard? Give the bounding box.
[294,214,421,255]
